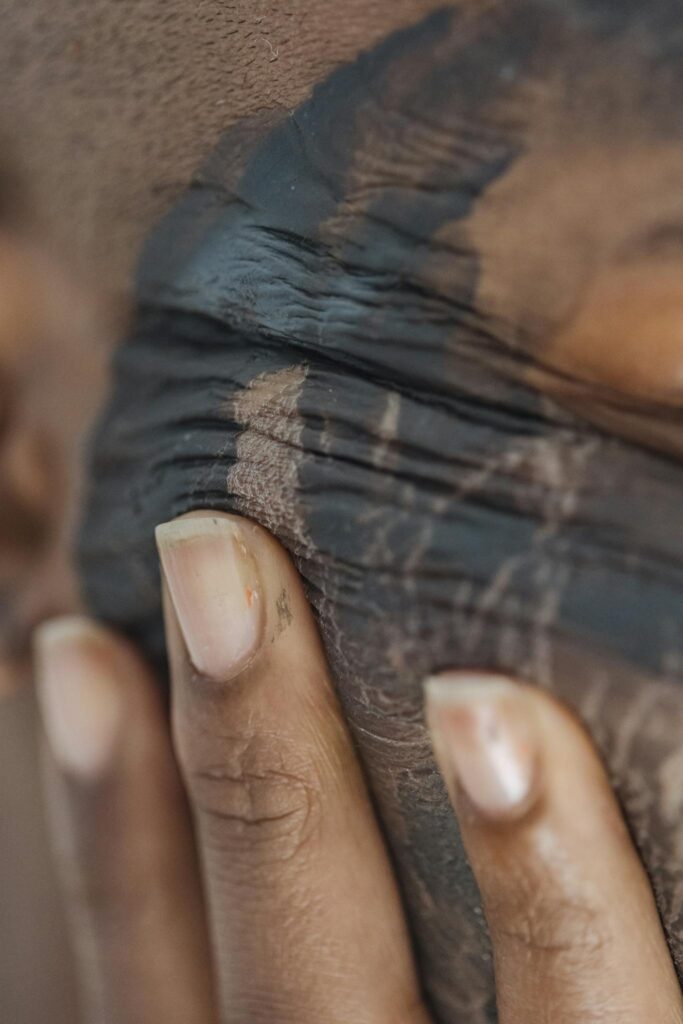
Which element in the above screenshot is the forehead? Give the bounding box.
[138,3,683,338]
[0,0,441,288]
[5,0,681,288]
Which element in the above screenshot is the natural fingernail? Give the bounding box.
[34,616,123,780]
[156,515,264,681]
[424,673,539,821]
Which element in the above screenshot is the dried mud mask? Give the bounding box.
[79,4,683,1021]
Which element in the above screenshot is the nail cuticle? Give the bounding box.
[156,515,266,682]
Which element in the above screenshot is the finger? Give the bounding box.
[34,615,217,1024]
[425,673,683,1024]
[156,512,429,1024]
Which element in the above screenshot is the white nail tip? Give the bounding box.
[155,516,242,545]
[424,673,518,704]
[156,515,264,681]
[35,617,122,780]
[424,672,537,819]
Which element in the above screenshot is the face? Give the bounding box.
[79,4,683,1020]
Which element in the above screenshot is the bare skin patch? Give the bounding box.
[469,142,683,396]
[227,365,310,552]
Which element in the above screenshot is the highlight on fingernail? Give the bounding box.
[424,673,539,821]
[34,616,123,780]
[155,514,264,681]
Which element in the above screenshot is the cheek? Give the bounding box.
[546,262,683,404]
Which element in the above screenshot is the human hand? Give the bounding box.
[34,511,683,1023]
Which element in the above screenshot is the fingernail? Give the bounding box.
[155,516,264,680]
[34,616,123,780]
[424,673,539,820]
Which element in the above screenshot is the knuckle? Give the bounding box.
[185,731,322,867]
[488,882,607,962]
[481,828,611,967]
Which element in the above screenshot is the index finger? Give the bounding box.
[156,511,430,1024]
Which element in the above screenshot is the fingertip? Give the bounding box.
[424,670,608,824]
[34,615,125,780]
[34,613,110,653]
[35,611,219,1024]
[156,513,265,682]
[424,671,540,822]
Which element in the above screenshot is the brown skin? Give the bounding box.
[0,0,444,291]
[0,234,111,691]
[74,6,683,1008]
[3,1,683,1018]
[34,512,683,1023]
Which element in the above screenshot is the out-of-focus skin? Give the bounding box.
[0,6,449,1021]
[0,223,112,1024]
[0,231,111,693]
